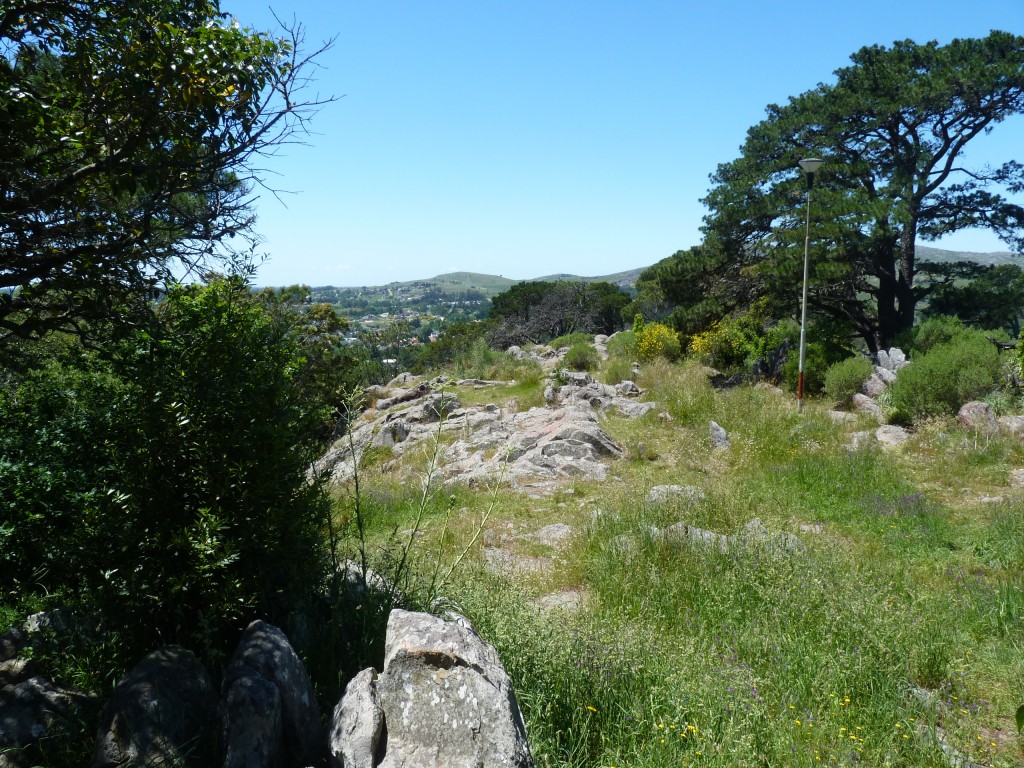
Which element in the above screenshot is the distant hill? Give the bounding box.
[917,245,1019,267]
[305,248,1018,324]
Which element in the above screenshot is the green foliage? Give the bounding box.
[413,321,487,373]
[562,342,600,372]
[923,263,1024,336]
[0,277,331,664]
[888,328,1003,423]
[779,338,850,395]
[0,1,331,343]
[824,355,875,406]
[636,322,682,362]
[632,313,645,333]
[906,315,975,354]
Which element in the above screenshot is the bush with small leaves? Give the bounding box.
[888,329,1002,423]
[562,342,600,371]
[824,356,875,407]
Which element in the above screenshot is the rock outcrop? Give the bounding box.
[331,609,533,768]
[316,370,662,493]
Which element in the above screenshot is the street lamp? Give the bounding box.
[796,157,824,413]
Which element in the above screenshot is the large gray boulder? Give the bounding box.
[92,646,216,768]
[333,610,533,768]
[222,620,322,768]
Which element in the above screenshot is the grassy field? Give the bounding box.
[346,355,1024,768]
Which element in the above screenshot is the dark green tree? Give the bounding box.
[0,1,332,343]
[688,31,1024,353]
[922,263,1024,336]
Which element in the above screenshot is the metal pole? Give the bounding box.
[797,174,813,413]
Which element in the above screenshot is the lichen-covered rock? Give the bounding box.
[374,610,533,768]
[92,646,215,768]
[646,485,705,505]
[852,393,883,421]
[876,425,910,447]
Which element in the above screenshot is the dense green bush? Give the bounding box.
[888,329,1002,423]
[824,355,875,406]
[561,341,600,371]
[0,277,332,664]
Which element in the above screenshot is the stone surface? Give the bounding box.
[1010,469,1024,488]
[92,646,215,768]
[653,518,805,556]
[329,668,383,768]
[957,401,998,434]
[876,425,910,447]
[646,485,705,505]
[528,523,574,547]
[852,393,883,421]
[861,373,888,398]
[998,415,1024,434]
[221,666,283,768]
[873,365,898,385]
[374,610,533,768]
[709,421,731,451]
[876,348,908,372]
[224,620,322,768]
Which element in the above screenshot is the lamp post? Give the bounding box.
[796,157,823,413]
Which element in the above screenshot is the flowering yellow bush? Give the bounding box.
[636,322,681,362]
[688,318,749,363]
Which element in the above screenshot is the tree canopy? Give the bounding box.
[655,31,1024,353]
[0,1,332,343]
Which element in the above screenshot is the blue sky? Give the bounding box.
[243,1,1024,288]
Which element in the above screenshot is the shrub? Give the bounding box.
[908,315,971,354]
[0,277,331,665]
[606,330,637,360]
[636,322,682,362]
[888,330,1002,423]
[824,355,875,406]
[562,342,600,371]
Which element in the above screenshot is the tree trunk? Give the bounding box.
[893,220,918,343]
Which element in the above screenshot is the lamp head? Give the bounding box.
[799,158,824,175]
[799,157,824,189]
